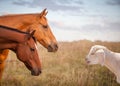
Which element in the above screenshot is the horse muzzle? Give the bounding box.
[48,43,58,52]
[31,68,41,76]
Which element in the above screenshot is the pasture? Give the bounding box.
[1,40,120,86]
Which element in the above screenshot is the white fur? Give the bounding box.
[86,45,120,84]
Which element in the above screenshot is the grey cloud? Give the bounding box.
[12,0,33,6]
[13,1,29,6]
[106,22,120,31]
[81,24,105,32]
[51,20,120,33]
[106,0,120,6]
[12,0,83,12]
[50,20,120,41]
[0,0,5,2]
[55,0,83,6]
[50,20,82,31]
[81,21,120,33]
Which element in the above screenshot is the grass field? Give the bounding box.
[1,40,120,86]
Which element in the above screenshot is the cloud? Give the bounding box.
[50,19,120,41]
[82,21,120,33]
[0,0,6,2]
[106,0,120,6]
[50,20,120,41]
[50,20,83,32]
[105,22,120,31]
[12,0,83,13]
[77,22,120,41]
[13,0,31,6]
[50,18,120,32]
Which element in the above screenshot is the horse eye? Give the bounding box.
[42,25,48,28]
[30,48,35,51]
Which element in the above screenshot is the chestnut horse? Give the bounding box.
[0,8,58,52]
[0,9,58,79]
[0,25,41,79]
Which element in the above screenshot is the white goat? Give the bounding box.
[86,45,120,83]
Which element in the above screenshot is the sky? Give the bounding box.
[0,0,120,42]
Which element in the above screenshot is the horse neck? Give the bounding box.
[0,38,18,51]
[0,27,28,43]
[0,40,17,50]
[0,14,39,29]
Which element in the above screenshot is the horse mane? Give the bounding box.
[0,25,37,43]
[32,36,37,43]
[0,13,39,17]
[0,25,28,34]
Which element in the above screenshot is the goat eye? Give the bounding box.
[91,53,94,55]
[30,48,35,51]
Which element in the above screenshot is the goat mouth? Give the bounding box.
[86,61,90,64]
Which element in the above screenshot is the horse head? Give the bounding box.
[15,30,41,76]
[29,9,58,52]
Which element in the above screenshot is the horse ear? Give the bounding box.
[27,30,36,40]
[44,10,48,16]
[30,30,36,37]
[40,8,48,17]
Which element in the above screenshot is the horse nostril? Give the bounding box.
[48,43,58,52]
[39,70,42,74]
[54,44,58,50]
[48,45,53,52]
[31,68,42,76]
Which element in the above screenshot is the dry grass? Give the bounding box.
[0,40,120,86]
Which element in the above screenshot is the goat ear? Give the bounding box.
[96,49,105,66]
[91,47,104,55]
[90,47,99,55]
[94,47,105,53]
[94,48,100,53]
[96,49,104,53]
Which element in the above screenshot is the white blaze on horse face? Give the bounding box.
[34,43,40,57]
[34,43,42,62]
[35,43,38,51]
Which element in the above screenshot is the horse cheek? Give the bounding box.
[16,47,26,62]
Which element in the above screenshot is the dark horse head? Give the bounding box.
[15,31,41,75]
[0,25,41,76]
